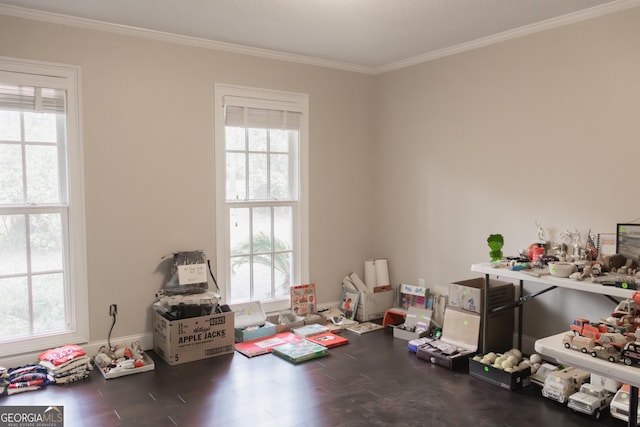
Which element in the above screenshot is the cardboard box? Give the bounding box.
[266,312,305,334]
[449,278,515,351]
[355,289,395,322]
[153,310,234,366]
[416,307,480,371]
[231,301,277,342]
[393,307,433,340]
[469,358,531,390]
[303,313,326,325]
[448,278,514,314]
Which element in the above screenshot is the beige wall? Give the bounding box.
[1,5,639,350]
[0,15,376,344]
[373,6,640,343]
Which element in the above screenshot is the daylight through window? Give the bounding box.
[0,59,88,356]
[215,85,308,311]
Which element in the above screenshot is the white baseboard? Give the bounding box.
[1,333,154,369]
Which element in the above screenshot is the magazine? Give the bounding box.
[235,332,302,358]
[271,340,328,363]
[290,284,317,315]
[346,322,384,335]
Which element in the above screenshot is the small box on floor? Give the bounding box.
[231,301,276,342]
[417,306,480,371]
[469,354,531,391]
[266,312,305,334]
[393,307,433,340]
[153,310,234,366]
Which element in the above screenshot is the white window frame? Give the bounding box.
[0,56,88,356]
[214,84,309,313]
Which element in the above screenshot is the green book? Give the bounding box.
[271,339,328,364]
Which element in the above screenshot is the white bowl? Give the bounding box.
[548,262,576,278]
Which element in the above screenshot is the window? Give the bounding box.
[0,57,88,356]
[215,84,308,312]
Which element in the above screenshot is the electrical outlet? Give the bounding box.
[109,304,117,316]
[418,278,425,288]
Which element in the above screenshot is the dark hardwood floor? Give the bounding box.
[2,327,630,426]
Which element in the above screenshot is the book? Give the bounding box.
[271,340,328,364]
[398,284,429,309]
[346,322,384,335]
[292,323,330,338]
[306,331,349,348]
[339,287,360,320]
[597,232,617,256]
[290,283,317,315]
[234,332,302,358]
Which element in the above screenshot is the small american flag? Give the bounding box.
[585,231,598,261]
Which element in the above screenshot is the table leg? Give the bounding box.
[483,274,490,354]
[518,280,523,351]
[631,385,638,427]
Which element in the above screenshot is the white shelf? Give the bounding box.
[472,260,636,377]
[474,261,640,426]
[534,332,640,388]
[471,262,636,299]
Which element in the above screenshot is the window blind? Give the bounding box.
[0,84,66,113]
[223,95,302,130]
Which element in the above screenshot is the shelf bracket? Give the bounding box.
[490,285,558,314]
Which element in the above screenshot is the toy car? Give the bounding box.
[542,367,590,404]
[568,382,614,419]
[610,384,640,424]
[622,341,640,366]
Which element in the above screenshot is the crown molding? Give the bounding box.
[0,3,377,75]
[375,0,640,74]
[2,0,639,76]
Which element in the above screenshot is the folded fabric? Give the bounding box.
[51,363,89,378]
[8,365,48,381]
[39,344,87,366]
[53,370,89,384]
[39,355,90,374]
[10,372,51,384]
[6,384,42,395]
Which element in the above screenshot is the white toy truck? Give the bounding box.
[610,384,640,424]
[568,374,620,419]
[542,366,590,404]
[531,362,560,387]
